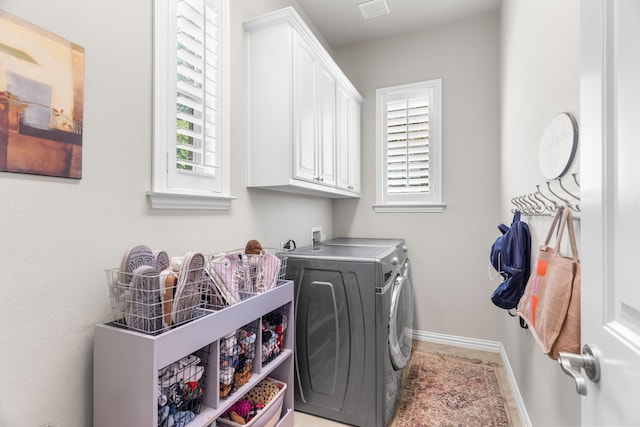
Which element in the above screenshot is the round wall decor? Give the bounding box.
[538,112,578,179]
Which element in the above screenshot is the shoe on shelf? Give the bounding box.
[171,252,205,326]
[153,249,170,272]
[129,265,163,334]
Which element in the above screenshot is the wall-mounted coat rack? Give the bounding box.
[511,173,580,217]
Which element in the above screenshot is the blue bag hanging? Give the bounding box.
[489,211,531,310]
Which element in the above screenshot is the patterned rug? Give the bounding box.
[390,350,511,427]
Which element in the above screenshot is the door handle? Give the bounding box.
[557,344,601,396]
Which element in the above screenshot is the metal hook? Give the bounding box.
[519,195,536,214]
[532,191,553,214]
[510,197,520,213]
[546,181,572,206]
[557,177,580,201]
[572,172,580,187]
[512,196,526,213]
[527,193,545,214]
[557,177,581,212]
[536,184,559,212]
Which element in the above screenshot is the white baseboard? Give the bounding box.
[411,329,532,427]
[412,329,502,352]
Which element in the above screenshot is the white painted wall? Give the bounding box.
[500,0,581,425]
[0,0,582,425]
[332,12,504,342]
[0,1,331,425]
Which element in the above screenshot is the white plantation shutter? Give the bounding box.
[375,80,443,212]
[175,0,220,178]
[386,97,430,194]
[151,0,231,209]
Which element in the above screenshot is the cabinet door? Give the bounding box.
[348,99,361,193]
[318,63,336,186]
[335,84,350,190]
[293,33,317,183]
[336,85,361,193]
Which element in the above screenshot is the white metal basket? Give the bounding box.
[204,249,287,307]
[106,264,209,335]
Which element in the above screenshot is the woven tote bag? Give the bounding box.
[516,206,580,360]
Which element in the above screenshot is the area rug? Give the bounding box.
[390,350,511,427]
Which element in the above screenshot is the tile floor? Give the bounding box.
[292,341,523,426]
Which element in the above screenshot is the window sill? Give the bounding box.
[373,203,446,213]
[147,191,236,210]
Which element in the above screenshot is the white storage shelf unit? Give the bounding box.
[93,280,294,427]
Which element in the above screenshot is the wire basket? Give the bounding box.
[261,305,288,366]
[106,262,209,335]
[158,345,210,420]
[220,320,259,399]
[204,249,287,308]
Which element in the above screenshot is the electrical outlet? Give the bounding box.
[311,226,322,250]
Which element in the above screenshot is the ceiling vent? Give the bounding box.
[358,0,391,20]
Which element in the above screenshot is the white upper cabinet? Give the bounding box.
[245,7,362,198]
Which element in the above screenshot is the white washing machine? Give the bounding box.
[283,239,413,426]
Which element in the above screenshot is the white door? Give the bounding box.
[580,0,640,424]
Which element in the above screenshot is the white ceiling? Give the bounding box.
[296,0,502,49]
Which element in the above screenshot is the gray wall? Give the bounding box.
[332,12,504,342]
[499,0,581,425]
[332,1,582,425]
[0,1,331,425]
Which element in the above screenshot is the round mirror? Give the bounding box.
[539,112,578,179]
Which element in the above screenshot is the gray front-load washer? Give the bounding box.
[284,242,413,426]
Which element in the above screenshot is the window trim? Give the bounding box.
[149,0,234,210]
[374,79,444,213]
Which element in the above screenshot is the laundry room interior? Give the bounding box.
[0,0,585,426]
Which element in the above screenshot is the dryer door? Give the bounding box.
[388,261,413,369]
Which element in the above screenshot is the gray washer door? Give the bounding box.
[389,262,413,369]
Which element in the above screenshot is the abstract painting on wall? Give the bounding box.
[0,10,85,179]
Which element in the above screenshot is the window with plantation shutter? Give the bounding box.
[375,79,444,212]
[149,0,233,210]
